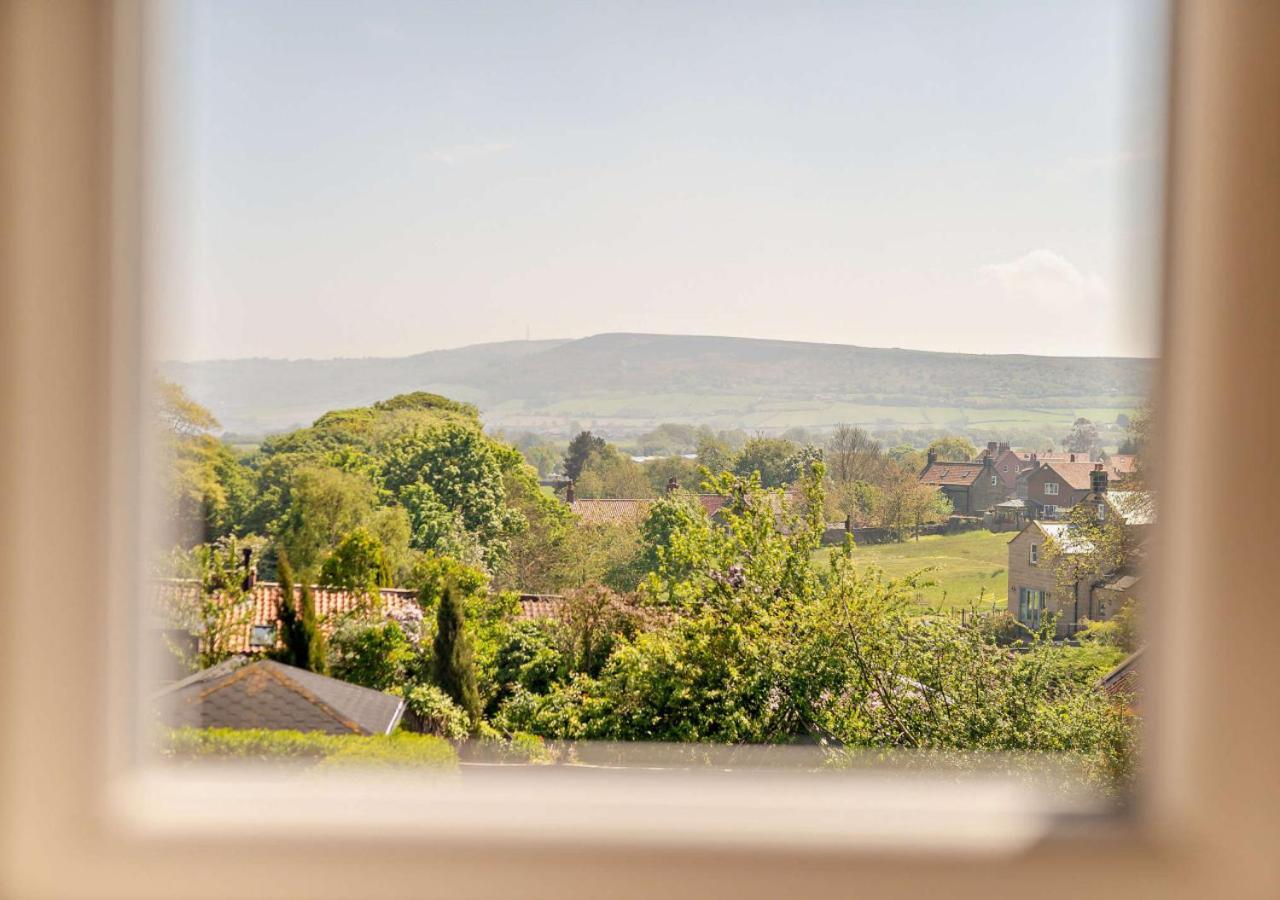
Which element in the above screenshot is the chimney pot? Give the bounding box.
[666,477,679,494]
[565,480,575,503]
[926,449,938,466]
[1069,453,1077,463]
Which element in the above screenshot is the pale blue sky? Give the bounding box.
[157,0,1168,361]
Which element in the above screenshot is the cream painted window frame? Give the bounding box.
[3,2,1280,898]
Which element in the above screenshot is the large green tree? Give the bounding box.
[563,430,607,481]
[926,436,977,462]
[383,424,514,566]
[732,437,801,487]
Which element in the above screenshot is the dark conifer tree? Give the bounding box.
[431,584,481,727]
[273,548,327,673]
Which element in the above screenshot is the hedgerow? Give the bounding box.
[161,727,458,770]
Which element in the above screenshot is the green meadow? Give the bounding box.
[816,530,1014,612]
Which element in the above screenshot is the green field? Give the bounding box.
[816,530,1013,612]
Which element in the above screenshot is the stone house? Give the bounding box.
[917,451,1009,515]
[1006,478,1155,637]
[1005,521,1096,638]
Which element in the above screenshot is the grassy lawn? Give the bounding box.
[815,530,1013,612]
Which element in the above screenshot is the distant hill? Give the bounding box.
[162,333,1153,439]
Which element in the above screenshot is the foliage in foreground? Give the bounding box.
[493,464,1136,792]
[161,727,458,770]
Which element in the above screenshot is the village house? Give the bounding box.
[1021,458,1125,519]
[1006,474,1155,638]
[977,441,1031,492]
[1005,521,1096,638]
[917,451,1009,516]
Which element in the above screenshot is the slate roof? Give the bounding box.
[1097,573,1141,594]
[1034,521,1096,555]
[1106,491,1156,526]
[155,659,406,735]
[918,461,986,486]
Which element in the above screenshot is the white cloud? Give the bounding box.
[974,250,1119,355]
[425,141,513,166]
[978,249,1109,309]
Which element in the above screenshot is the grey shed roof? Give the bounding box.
[155,659,406,736]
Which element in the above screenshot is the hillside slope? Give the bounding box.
[163,333,1152,437]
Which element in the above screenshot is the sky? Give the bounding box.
[154,0,1169,362]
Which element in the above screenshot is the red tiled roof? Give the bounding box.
[1108,454,1139,474]
[153,580,423,654]
[516,594,564,621]
[919,461,985,486]
[1038,461,1123,490]
[1014,450,1087,463]
[696,494,730,517]
[569,498,653,525]
[1101,649,1143,705]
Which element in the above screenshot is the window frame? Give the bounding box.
[5,2,1280,898]
[1044,482,1060,496]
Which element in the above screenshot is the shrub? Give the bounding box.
[328,618,414,691]
[160,727,457,771]
[404,685,471,740]
[314,732,460,770]
[492,620,567,700]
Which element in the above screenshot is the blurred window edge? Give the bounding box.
[4,1,1280,898]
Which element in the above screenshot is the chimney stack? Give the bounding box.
[241,547,256,591]
[926,449,938,466]
[1090,464,1108,495]
[565,479,575,503]
[998,441,1009,453]
[1069,452,1077,463]
[986,441,998,455]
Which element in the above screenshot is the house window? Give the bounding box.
[991,474,998,485]
[250,625,277,648]
[1043,504,1058,518]
[1097,502,1107,522]
[1018,588,1047,627]
[1001,464,1008,472]
[1044,482,1060,496]
[1029,543,1039,565]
